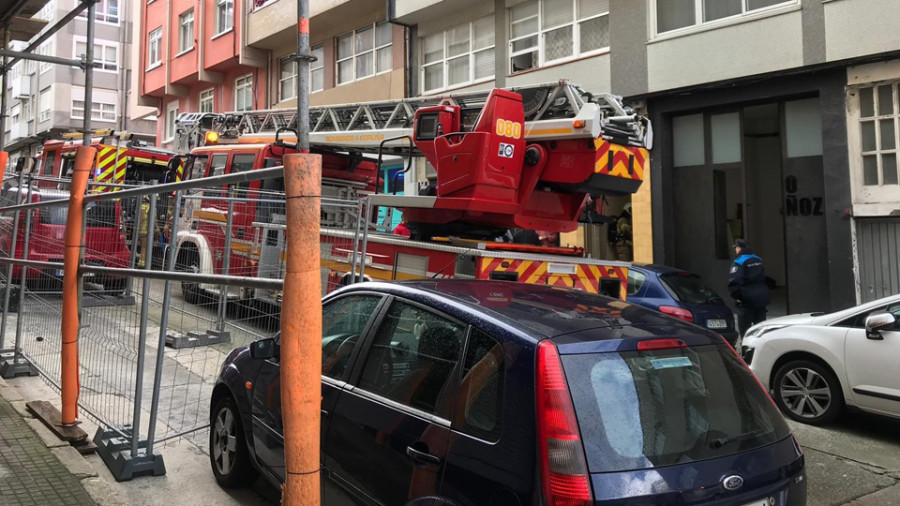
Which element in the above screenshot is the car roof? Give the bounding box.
[339,280,701,340]
[631,263,692,275]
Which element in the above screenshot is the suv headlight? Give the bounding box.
[744,324,787,339]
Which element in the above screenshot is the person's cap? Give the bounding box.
[734,239,748,249]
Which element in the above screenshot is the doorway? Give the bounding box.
[670,96,827,317]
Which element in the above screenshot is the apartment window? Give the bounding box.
[280,57,296,101]
[75,39,118,72]
[148,28,162,68]
[337,22,392,85]
[37,41,53,73]
[166,101,179,141]
[37,0,54,22]
[859,84,900,186]
[422,15,495,93]
[310,46,324,92]
[509,0,609,73]
[39,87,52,122]
[234,75,253,111]
[654,0,794,35]
[216,0,233,34]
[79,0,119,24]
[199,89,214,113]
[72,101,116,121]
[179,10,194,53]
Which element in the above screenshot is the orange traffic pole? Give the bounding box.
[0,151,8,181]
[281,153,323,506]
[60,145,94,425]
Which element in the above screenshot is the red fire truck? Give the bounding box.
[171,81,651,304]
[35,130,176,191]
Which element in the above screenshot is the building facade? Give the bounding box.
[138,0,900,312]
[4,0,157,165]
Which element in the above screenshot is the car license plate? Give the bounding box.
[707,319,727,329]
[741,499,774,506]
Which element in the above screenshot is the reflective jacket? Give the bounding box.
[728,253,770,308]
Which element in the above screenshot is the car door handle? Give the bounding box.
[406,445,441,465]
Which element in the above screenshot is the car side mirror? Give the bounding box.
[250,337,279,360]
[865,311,896,340]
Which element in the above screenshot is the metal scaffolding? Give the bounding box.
[0,0,98,152]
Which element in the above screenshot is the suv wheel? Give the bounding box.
[209,395,258,488]
[773,359,843,425]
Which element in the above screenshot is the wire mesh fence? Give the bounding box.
[0,163,365,478]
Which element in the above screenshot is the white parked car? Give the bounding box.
[741,294,900,425]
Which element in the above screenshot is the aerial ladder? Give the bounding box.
[175,80,651,237]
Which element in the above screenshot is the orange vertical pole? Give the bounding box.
[0,151,8,181]
[60,145,94,425]
[281,153,322,506]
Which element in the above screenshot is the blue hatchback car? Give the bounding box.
[210,280,805,505]
[627,264,740,345]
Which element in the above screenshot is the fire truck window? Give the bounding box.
[230,154,257,192]
[210,154,227,177]
[190,156,208,181]
[42,151,56,175]
[416,113,439,140]
[61,158,75,178]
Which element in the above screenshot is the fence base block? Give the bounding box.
[0,350,38,378]
[93,427,166,482]
[165,330,232,349]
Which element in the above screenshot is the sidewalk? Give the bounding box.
[0,377,96,506]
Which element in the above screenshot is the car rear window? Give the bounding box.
[660,273,723,305]
[562,344,790,473]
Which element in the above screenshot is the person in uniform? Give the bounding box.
[728,239,770,337]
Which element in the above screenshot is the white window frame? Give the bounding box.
[72,99,116,122]
[421,16,495,94]
[199,88,215,113]
[279,56,296,102]
[178,9,194,55]
[508,0,610,75]
[310,45,324,93]
[857,83,900,187]
[215,0,233,36]
[74,37,119,73]
[39,87,52,122]
[38,41,53,73]
[234,74,253,111]
[148,28,162,70]
[37,0,54,22]
[336,22,392,86]
[649,0,799,40]
[78,0,119,25]
[165,101,179,143]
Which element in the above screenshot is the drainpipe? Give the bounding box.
[386,0,414,98]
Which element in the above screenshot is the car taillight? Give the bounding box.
[536,340,592,506]
[637,338,687,351]
[659,305,693,323]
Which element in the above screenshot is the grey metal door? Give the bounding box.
[856,218,900,302]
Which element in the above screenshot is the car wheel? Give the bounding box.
[209,394,258,488]
[773,359,843,425]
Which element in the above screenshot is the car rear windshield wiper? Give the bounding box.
[709,429,768,449]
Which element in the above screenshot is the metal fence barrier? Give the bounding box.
[0,163,363,480]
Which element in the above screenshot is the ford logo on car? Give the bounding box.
[723,475,744,491]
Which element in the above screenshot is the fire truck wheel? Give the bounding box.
[177,249,203,305]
